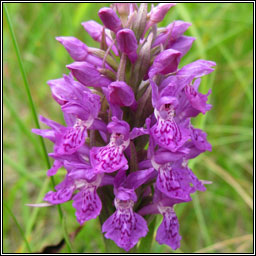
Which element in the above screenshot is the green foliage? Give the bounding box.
[3,3,253,253]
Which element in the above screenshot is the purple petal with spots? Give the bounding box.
[156,207,181,250]
[90,145,128,173]
[151,118,190,152]
[44,176,75,204]
[102,204,148,251]
[72,186,102,225]
[156,162,194,200]
[54,125,88,156]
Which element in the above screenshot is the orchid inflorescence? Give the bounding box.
[32,3,215,251]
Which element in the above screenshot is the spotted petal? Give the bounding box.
[90,145,128,173]
[156,163,193,201]
[44,177,75,204]
[54,126,88,155]
[102,208,148,251]
[151,119,190,152]
[156,207,181,250]
[72,186,102,225]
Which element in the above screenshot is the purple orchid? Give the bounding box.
[31,3,215,252]
[102,168,155,251]
[90,117,147,174]
[44,160,111,225]
[139,187,191,250]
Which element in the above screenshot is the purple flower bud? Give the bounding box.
[56,36,88,61]
[108,81,135,107]
[82,20,103,41]
[150,3,176,23]
[149,49,181,77]
[98,7,122,33]
[66,62,112,87]
[114,3,137,16]
[116,29,138,63]
[82,20,118,55]
[56,37,107,66]
[145,3,176,32]
[168,21,192,42]
[114,3,130,15]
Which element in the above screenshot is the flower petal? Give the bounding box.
[72,187,102,225]
[156,207,181,250]
[102,209,148,251]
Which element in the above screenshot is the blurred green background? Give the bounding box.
[3,3,253,253]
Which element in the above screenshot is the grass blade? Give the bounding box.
[216,43,253,106]
[4,4,72,252]
[3,153,41,187]
[4,203,32,253]
[202,157,253,210]
[3,3,50,169]
[3,95,43,158]
[195,234,252,253]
